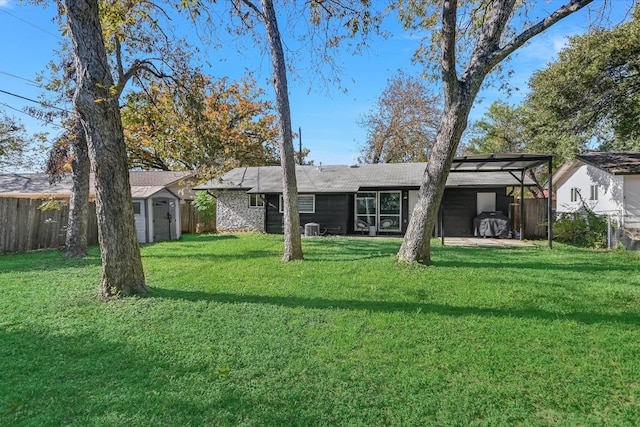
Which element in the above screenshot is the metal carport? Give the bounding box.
[443,153,554,248]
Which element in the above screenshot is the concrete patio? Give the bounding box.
[442,237,537,248]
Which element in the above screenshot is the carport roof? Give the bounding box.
[450,153,552,172]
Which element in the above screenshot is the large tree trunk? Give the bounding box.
[397,0,592,264]
[259,0,303,261]
[397,100,474,263]
[65,0,147,297]
[64,115,90,258]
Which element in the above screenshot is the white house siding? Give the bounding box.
[624,175,640,228]
[133,199,147,243]
[216,191,265,232]
[556,164,623,219]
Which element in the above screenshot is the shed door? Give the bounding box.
[477,192,496,215]
[153,198,176,241]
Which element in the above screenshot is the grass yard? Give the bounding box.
[1,234,640,426]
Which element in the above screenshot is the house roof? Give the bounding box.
[576,152,640,175]
[552,152,640,190]
[0,171,194,200]
[196,162,537,194]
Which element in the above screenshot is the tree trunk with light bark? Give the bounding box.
[64,115,90,258]
[65,0,147,296]
[398,0,593,264]
[259,0,303,261]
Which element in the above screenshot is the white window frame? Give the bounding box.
[133,201,142,215]
[590,185,599,201]
[279,194,315,214]
[248,193,264,208]
[355,191,402,232]
[570,188,580,203]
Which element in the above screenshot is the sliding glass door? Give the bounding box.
[355,191,402,232]
[356,192,377,229]
[379,191,401,231]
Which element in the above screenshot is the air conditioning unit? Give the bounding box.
[304,222,320,237]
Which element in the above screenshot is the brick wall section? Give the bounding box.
[216,190,265,232]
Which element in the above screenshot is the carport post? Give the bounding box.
[520,169,525,241]
[439,203,444,246]
[548,157,553,249]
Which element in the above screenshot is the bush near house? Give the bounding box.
[554,210,608,248]
[1,234,639,425]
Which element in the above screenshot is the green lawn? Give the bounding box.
[1,234,640,426]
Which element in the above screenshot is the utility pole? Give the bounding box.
[298,126,302,165]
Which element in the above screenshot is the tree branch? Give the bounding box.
[489,0,595,68]
[441,0,460,104]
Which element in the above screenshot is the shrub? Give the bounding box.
[554,211,608,248]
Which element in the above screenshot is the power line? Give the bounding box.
[0,8,63,40]
[0,101,65,130]
[0,88,70,113]
[0,70,40,86]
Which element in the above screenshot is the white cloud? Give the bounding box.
[0,1,10,8]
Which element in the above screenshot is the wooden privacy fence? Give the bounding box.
[0,198,215,254]
[511,198,549,238]
[0,198,98,254]
[181,202,216,234]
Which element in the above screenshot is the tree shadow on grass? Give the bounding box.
[302,237,401,261]
[0,250,102,274]
[0,326,316,426]
[150,288,640,326]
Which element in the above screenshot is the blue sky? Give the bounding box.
[0,0,631,171]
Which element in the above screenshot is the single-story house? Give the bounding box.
[196,154,552,240]
[553,151,640,229]
[0,171,196,243]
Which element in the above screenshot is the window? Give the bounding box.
[570,188,580,202]
[356,192,377,229]
[590,185,599,201]
[133,201,142,215]
[248,194,264,208]
[355,191,402,232]
[279,194,315,213]
[378,191,401,232]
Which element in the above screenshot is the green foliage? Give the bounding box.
[2,234,640,425]
[0,112,28,169]
[38,198,67,212]
[463,101,526,154]
[523,5,640,162]
[554,211,609,249]
[121,74,279,174]
[192,191,216,222]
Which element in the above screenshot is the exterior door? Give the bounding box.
[477,192,496,215]
[355,191,402,233]
[153,198,175,241]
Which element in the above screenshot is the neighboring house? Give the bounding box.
[196,154,550,238]
[0,171,196,243]
[554,152,640,229]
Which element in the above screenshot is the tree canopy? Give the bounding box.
[0,112,28,169]
[122,73,279,174]
[359,71,441,163]
[523,5,640,161]
[462,100,526,155]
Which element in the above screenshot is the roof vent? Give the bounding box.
[317,162,323,172]
[350,164,359,168]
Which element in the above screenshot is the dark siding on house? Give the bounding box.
[265,193,350,234]
[264,187,511,237]
[441,187,511,237]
